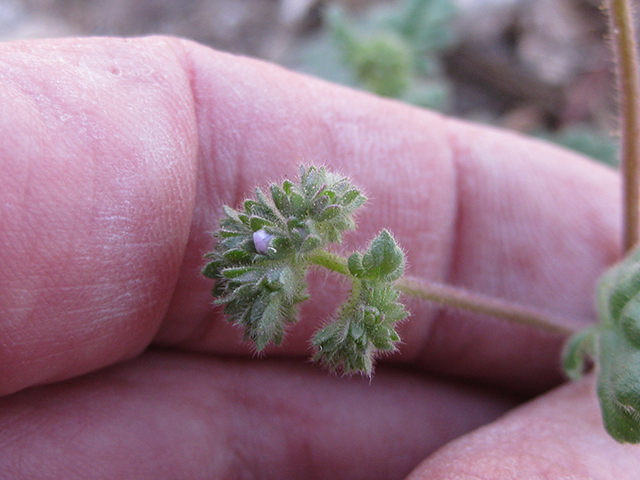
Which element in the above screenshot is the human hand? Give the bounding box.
[0,37,635,479]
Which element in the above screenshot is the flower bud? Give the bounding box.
[253,228,274,255]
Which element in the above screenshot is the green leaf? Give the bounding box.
[243,199,257,213]
[369,327,395,350]
[269,236,295,257]
[608,267,640,326]
[600,247,640,324]
[388,329,400,342]
[202,261,223,279]
[249,203,279,224]
[576,245,640,443]
[221,266,257,279]
[261,269,284,291]
[312,275,407,376]
[621,295,640,348]
[311,195,330,215]
[301,166,322,196]
[318,204,343,221]
[290,192,305,211]
[271,184,292,217]
[228,283,257,301]
[596,329,640,443]
[348,252,366,278]
[222,205,242,220]
[323,189,337,201]
[282,179,295,195]
[218,218,250,236]
[349,319,365,340]
[562,327,597,381]
[249,216,273,231]
[278,265,302,300]
[217,228,246,238]
[223,248,253,262]
[251,295,285,350]
[339,189,362,206]
[300,234,323,253]
[361,230,404,281]
[255,187,271,207]
[312,315,375,376]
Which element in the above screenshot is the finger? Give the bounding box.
[0,351,514,480]
[0,37,199,395]
[406,377,640,480]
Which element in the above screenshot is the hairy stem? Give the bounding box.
[306,249,351,275]
[396,276,580,337]
[308,250,580,336]
[608,0,640,253]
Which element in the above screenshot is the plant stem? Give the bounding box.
[396,276,580,337]
[608,0,640,253]
[308,249,580,337]
[307,249,351,276]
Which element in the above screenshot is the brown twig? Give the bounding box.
[608,0,640,253]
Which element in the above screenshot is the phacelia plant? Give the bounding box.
[203,165,408,375]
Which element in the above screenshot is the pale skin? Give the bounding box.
[0,36,636,478]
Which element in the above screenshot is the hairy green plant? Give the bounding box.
[203,166,408,375]
[203,164,580,377]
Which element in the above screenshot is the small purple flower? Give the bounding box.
[253,229,274,255]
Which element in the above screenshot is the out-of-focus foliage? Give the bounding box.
[292,0,457,111]
[536,125,619,166]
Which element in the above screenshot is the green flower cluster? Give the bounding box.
[313,230,409,375]
[564,246,640,443]
[202,166,366,350]
[203,166,408,375]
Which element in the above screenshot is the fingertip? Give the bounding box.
[0,36,200,394]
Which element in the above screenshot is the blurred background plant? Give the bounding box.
[4,0,620,164]
[290,0,456,111]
